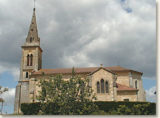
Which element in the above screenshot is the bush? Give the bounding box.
[21,101,156,115]
[95,101,156,115]
[21,102,41,115]
[91,110,109,115]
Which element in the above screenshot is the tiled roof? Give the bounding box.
[31,66,142,75]
[117,83,138,91]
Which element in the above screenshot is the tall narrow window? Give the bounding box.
[26,72,28,78]
[105,81,109,93]
[101,79,104,93]
[97,82,100,93]
[30,54,33,66]
[30,37,32,42]
[27,54,30,66]
[135,80,137,89]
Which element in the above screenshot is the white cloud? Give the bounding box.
[145,86,156,102]
[1,88,15,105]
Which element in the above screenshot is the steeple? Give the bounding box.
[25,8,40,46]
[14,2,43,114]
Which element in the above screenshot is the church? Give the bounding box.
[14,8,146,114]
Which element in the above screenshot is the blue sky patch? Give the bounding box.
[0,71,17,88]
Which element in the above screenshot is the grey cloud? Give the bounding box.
[0,0,156,79]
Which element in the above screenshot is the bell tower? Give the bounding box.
[14,8,42,114]
[21,8,42,74]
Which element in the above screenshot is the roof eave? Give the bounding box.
[117,89,139,92]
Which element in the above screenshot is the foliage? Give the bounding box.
[21,101,156,115]
[36,68,98,115]
[21,103,41,115]
[0,85,8,102]
[109,103,155,115]
[95,101,156,115]
[0,85,8,95]
[91,110,109,115]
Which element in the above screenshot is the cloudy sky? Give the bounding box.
[0,0,156,114]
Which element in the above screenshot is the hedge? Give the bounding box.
[21,102,41,115]
[95,101,156,114]
[21,101,156,115]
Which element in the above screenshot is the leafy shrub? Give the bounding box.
[95,101,156,115]
[91,110,109,115]
[36,73,98,115]
[21,102,156,115]
[21,102,41,115]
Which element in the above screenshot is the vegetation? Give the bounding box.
[108,103,156,115]
[21,103,41,115]
[0,86,8,95]
[0,85,8,114]
[21,102,156,115]
[36,68,98,115]
[95,101,156,115]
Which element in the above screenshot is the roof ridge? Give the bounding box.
[33,66,142,75]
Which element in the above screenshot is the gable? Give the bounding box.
[89,67,116,76]
[91,68,115,81]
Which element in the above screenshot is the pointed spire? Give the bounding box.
[25,8,40,46]
[34,0,36,10]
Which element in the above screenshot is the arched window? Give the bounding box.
[97,82,100,93]
[135,80,137,89]
[101,79,104,93]
[105,81,109,93]
[26,72,28,78]
[30,54,33,66]
[27,54,30,66]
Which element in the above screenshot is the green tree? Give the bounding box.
[37,68,98,115]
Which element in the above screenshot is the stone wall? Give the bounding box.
[117,91,137,101]
[89,69,114,101]
[28,68,145,103]
[132,72,146,101]
[116,72,130,86]
[14,84,21,114]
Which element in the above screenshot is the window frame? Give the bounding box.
[30,54,33,66]
[105,81,109,93]
[100,79,105,93]
[135,80,137,89]
[97,81,100,93]
[27,54,30,66]
[26,72,29,78]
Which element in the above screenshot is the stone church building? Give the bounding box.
[14,8,146,113]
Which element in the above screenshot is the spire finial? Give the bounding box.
[33,0,36,11]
